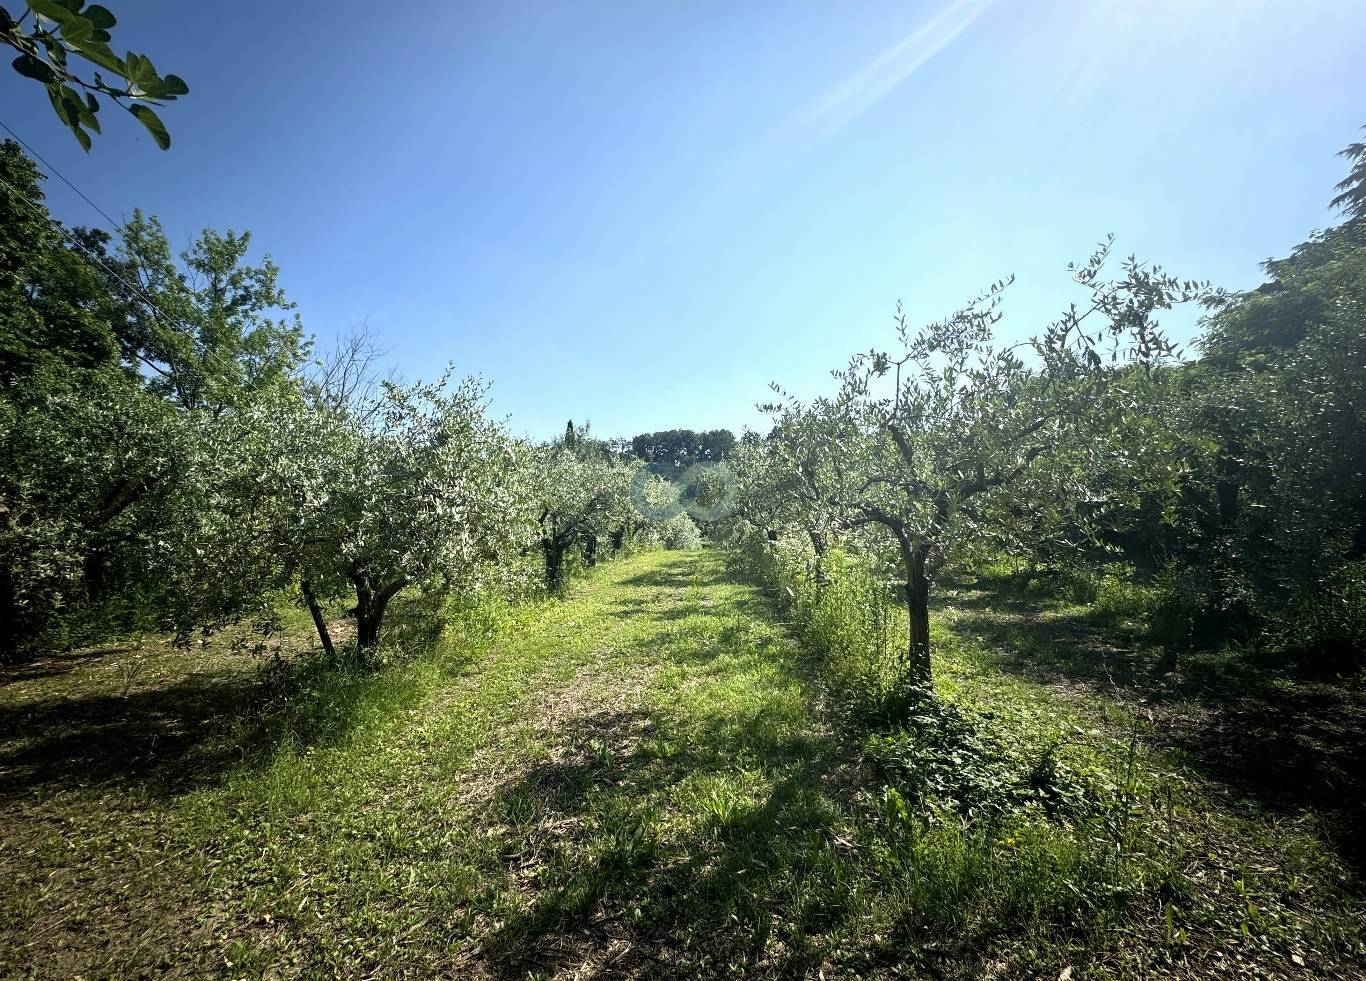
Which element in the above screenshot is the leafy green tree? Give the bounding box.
[0,145,304,410]
[532,445,636,592]
[0,139,122,380]
[109,212,307,414]
[201,373,525,659]
[760,242,1206,684]
[630,428,736,477]
[0,139,184,659]
[659,511,704,550]
[684,459,737,530]
[730,408,851,580]
[2,1,187,149]
[0,364,187,659]
[1149,145,1366,653]
[0,140,313,659]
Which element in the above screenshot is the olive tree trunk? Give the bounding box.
[894,536,934,687]
[904,555,932,685]
[301,579,336,661]
[350,569,404,654]
[543,537,568,593]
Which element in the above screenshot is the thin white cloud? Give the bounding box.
[793,0,994,141]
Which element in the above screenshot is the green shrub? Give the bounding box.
[764,543,917,723]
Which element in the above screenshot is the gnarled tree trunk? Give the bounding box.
[890,530,934,687]
[543,536,568,593]
[350,568,405,654]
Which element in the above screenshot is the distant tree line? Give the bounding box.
[629,428,736,477]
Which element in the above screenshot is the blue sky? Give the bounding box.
[5,0,1364,439]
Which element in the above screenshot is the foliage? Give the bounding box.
[0,141,122,382]
[201,373,527,659]
[0,141,193,658]
[1330,125,1366,219]
[0,139,545,663]
[681,459,737,531]
[531,438,638,592]
[109,212,307,412]
[865,697,1098,824]
[1,0,187,149]
[1095,145,1366,664]
[630,427,736,478]
[2,140,523,662]
[658,511,703,550]
[0,361,188,656]
[752,241,1208,684]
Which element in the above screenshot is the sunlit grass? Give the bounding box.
[3,549,1361,977]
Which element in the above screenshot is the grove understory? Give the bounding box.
[2,550,1361,979]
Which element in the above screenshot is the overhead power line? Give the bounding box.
[0,119,256,386]
[0,118,125,232]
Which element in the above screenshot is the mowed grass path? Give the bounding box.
[3,551,863,978]
[8,551,1360,979]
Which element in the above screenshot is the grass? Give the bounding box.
[2,550,1363,978]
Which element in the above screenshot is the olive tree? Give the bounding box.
[0,364,187,659]
[762,241,1207,684]
[659,511,704,550]
[206,371,526,659]
[731,407,860,583]
[531,445,635,593]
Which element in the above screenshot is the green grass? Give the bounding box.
[732,542,1364,977]
[2,550,1362,978]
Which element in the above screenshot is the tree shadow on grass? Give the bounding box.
[0,645,124,686]
[617,556,729,592]
[942,577,1366,874]
[0,611,479,804]
[480,571,861,977]
[484,725,850,978]
[0,671,266,800]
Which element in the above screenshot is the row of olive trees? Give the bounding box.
[7,322,667,665]
[733,129,1366,687]
[1,137,674,663]
[731,240,1211,688]
[179,374,673,661]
